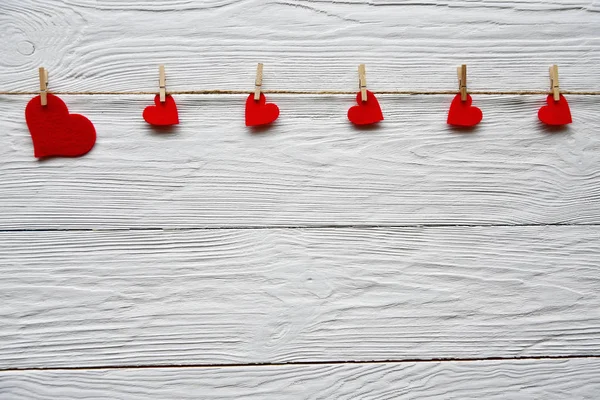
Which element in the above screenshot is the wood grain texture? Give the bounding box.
[2,359,600,400]
[1,0,600,92]
[1,226,599,368]
[2,94,599,229]
[2,1,600,393]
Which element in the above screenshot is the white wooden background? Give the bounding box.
[1,0,600,398]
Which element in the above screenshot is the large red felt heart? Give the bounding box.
[447,94,483,127]
[245,93,279,127]
[25,93,96,158]
[143,94,179,126]
[538,94,572,125]
[347,90,384,125]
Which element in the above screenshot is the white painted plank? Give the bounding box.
[2,359,600,400]
[1,94,599,229]
[1,226,599,368]
[1,0,600,92]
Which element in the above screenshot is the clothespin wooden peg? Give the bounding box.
[39,67,48,106]
[159,65,166,103]
[457,64,467,101]
[549,64,560,102]
[254,63,263,101]
[358,64,367,102]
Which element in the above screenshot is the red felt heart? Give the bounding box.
[245,93,279,127]
[143,94,179,126]
[447,94,483,127]
[25,93,96,158]
[538,94,572,126]
[347,90,384,125]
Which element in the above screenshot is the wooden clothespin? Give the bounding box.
[457,64,467,101]
[254,63,263,101]
[39,67,48,106]
[358,64,367,102]
[159,65,166,103]
[549,64,560,101]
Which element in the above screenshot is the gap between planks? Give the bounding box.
[1,222,600,233]
[1,90,600,96]
[2,355,600,373]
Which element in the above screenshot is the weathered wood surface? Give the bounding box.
[2,0,600,396]
[1,94,599,229]
[1,226,599,368]
[2,358,600,399]
[1,0,600,93]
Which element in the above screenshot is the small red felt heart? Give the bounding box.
[347,90,384,125]
[538,94,572,126]
[25,93,96,158]
[447,94,483,127]
[245,93,279,127]
[143,94,179,126]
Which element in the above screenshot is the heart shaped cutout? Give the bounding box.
[25,93,96,158]
[447,94,483,127]
[538,94,572,126]
[245,93,279,127]
[347,90,384,125]
[143,94,179,126]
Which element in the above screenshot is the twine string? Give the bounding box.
[0,90,599,95]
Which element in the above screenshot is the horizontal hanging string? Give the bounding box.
[1,90,599,95]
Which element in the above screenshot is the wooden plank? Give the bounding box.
[1,94,599,229]
[1,226,599,368]
[1,0,600,92]
[1,359,600,399]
